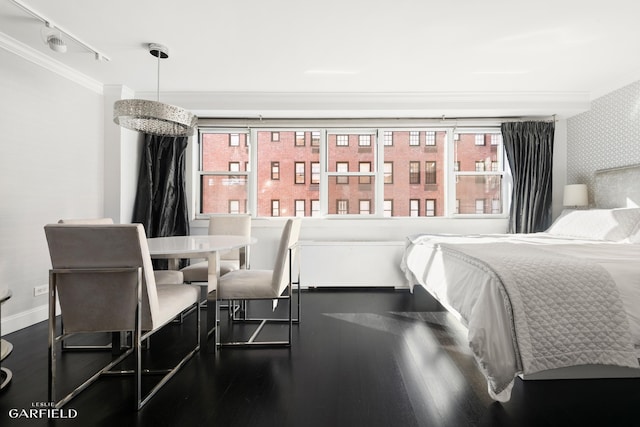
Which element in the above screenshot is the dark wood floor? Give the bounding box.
[1,288,639,427]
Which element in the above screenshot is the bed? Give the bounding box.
[400,164,640,402]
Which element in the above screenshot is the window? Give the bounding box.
[425,199,436,216]
[383,200,393,217]
[475,134,485,146]
[198,131,249,215]
[409,161,420,184]
[410,199,420,217]
[359,200,371,215]
[384,162,393,184]
[384,131,393,146]
[359,135,371,146]
[337,199,348,215]
[295,131,306,146]
[198,124,507,218]
[295,199,305,217]
[425,161,436,184]
[336,162,348,184]
[271,161,280,180]
[311,162,320,184]
[311,131,320,147]
[425,131,436,146]
[409,131,420,146]
[475,199,485,214]
[359,162,371,184]
[295,162,305,184]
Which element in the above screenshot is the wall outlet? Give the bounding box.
[34,284,48,297]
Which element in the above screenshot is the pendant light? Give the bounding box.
[113,43,197,137]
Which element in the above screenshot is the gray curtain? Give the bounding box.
[501,121,555,234]
[132,133,190,243]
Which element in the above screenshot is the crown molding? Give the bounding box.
[0,31,103,94]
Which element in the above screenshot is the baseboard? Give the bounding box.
[1,302,60,335]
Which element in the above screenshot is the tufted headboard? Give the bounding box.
[594,164,640,208]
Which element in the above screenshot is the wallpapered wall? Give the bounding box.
[567,80,640,205]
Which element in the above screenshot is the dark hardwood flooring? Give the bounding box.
[1,288,639,427]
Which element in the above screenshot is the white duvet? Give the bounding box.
[400,233,640,401]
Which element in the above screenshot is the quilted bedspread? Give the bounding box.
[437,241,639,400]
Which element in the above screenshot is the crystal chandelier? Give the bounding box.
[113,44,197,137]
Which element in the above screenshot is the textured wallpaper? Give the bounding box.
[567,80,640,204]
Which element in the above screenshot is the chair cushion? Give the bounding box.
[154,270,184,285]
[181,260,240,282]
[218,269,276,300]
[153,284,199,330]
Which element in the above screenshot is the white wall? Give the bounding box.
[0,48,103,333]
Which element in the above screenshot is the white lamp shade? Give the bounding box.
[563,184,588,207]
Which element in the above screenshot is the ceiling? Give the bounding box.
[1,0,640,118]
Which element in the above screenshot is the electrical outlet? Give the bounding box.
[34,284,48,297]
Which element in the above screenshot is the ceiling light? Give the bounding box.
[46,33,66,53]
[113,43,197,137]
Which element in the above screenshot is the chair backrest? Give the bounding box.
[208,214,251,261]
[58,218,115,224]
[44,224,160,333]
[271,218,301,296]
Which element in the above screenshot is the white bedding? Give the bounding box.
[401,232,640,401]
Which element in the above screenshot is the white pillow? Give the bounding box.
[546,208,640,241]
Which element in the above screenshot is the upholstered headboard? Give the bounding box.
[594,164,640,208]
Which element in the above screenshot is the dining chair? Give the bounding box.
[215,217,301,348]
[44,223,200,410]
[180,214,252,292]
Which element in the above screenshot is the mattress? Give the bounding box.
[401,232,640,401]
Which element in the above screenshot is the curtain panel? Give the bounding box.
[501,121,555,234]
[132,134,190,239]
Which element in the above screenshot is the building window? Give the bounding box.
[230,133,240,146]
[425,199,436,216]
[425,161,436,184]
[475,161,485,172]
[384,162,393,184]
[359,162,371,184]
[311,131,320,147]
[410,199,420,217]
[271,161,280,180]
[384,131,393,146]
[295,199,305,217]
[454,161,460,171]
[229,200,240,214]
[491,161,498,172]
[295,162,305,184]
[336,135,349,146]
[409,161,420,184]
[384,200,393,217]
[359,135,371,146]
[272,200,280,216]
[311,200,320,217]
[409,131,420,146]
[359,199,371,215]
[311,162,320,184]
[336,162,349,184]
[425,131,436,146]
[271,132,280,142]
[492,199,501,214]
[475,134,485,146]
[475,199,485,214]
[491,134,502,145]
[229,162,240,172]
[295,131,306,146]
[337,199,348,215]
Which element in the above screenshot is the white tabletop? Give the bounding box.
[147,235,256,259]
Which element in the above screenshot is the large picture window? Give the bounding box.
[197,123,507,218]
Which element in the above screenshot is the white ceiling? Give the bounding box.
[1,0,640,118]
